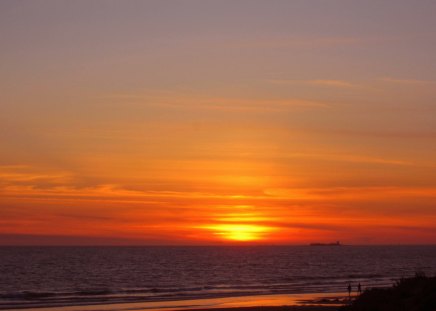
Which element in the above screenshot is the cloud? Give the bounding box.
[380,77,436,86]
[101,92,330,111]
[234,36,371,50]
[309,80,357,88]
[263,186,436,203]
[270,152,414,167]
[0,165,73,185]
[321,129,436,140]
[0,234,184,246]
[268,79,359,89]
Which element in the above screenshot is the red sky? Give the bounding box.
[1,1,436,245]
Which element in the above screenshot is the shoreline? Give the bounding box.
[0,292,350,311]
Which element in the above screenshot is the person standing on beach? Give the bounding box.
[347,283,352,299]
[358,283,362,294]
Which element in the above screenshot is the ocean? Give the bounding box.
[1,245,435,309]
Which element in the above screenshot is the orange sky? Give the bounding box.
[1,1,436,245]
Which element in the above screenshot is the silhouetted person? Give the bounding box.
[347,283,352,299]
[358,282,362,294]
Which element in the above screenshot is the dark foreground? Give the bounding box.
[185,307,337,311]
[0,293,345,311]
[2,246,436,309]
[341,274,436,311]
[176,275,436,311]
[3,275,436,311]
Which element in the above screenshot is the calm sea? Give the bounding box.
[1,246,435,309]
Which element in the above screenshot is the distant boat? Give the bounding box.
[310,241,341,246]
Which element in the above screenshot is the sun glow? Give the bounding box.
[203,224,273,242]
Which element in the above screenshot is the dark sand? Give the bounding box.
[3,293,347,311]
[179,306,340,311]
[5,305,340,311]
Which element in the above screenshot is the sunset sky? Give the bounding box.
[1,0,436,245]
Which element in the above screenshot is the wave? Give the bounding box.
[1,246,435,309]
[0,278,392,302]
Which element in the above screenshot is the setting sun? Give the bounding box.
[201,224,273,242]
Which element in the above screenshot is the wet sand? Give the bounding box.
[2,305,339,311]
[2,292,348,311]
[178,306,339,311]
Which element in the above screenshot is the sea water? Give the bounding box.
[1,245,435,309]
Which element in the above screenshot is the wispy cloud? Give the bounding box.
[268,79,359,89]
[0,165,72,184]
[309,80,357,88]
[380,77,436,86]
[102,92,330,111]
[322,129,436,140]
[269,152,414,167]
[263,186,436,202]
[234,35,374,50]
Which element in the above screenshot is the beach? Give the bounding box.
[2,246,435,310]
[0,292,348,311]
[2,306,339,311]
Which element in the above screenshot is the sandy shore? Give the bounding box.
[3,305,340,311]
[3,304,340,311]
[180,306,339,311]
[1,292,349,311]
